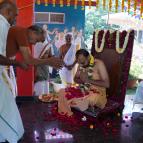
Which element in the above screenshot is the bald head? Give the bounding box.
[0,0,18,25]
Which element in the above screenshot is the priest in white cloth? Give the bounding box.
[59,34,78,86]
[0,1,25,142]
[34,40,54,95]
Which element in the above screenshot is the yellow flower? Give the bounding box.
[89,55,94,66]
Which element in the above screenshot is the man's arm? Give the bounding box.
[0,55,20,66]
[87,61,110,88]
[19,46,63,69]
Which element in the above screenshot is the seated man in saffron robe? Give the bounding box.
[58,49,110,117]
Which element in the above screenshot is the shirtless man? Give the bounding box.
[58,49,110,116]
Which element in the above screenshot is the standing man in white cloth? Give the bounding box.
[34,40,54,95]
[59,34,77,86]
[0,1,26,142]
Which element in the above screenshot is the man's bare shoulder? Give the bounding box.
[94,58,104,65]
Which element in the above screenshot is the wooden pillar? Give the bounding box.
[16,0,34,96]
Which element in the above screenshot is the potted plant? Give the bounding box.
[127,58,143,88]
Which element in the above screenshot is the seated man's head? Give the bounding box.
[65,34,72,44]
[76,49,91,68]
[28,25,45,44]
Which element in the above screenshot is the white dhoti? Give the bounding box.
[0,67,24,143]
[59,44,77,85]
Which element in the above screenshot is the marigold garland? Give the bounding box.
[74,0,78,9]
[67,0,71,7]
[141,0,143,17]
[89,55,94,66]
[60,0,64,7]
[128,0,131,13]
[37,0,40,5]
[52,0,56,7]
[96,0,99,9]
[109,0,112,11]
[81,0,85,10]
[103,0,106,9]
[134,0,137,15]
[45,0,48,6]
[121,0,124,12]
[115,0,118,13]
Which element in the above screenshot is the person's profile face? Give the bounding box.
[29,32,45,44]
[77,54,89,68]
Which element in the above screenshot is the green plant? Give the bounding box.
[128,58,143,80]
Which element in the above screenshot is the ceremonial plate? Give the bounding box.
[38,94,58,103]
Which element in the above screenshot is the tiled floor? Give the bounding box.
[16,90,143,143]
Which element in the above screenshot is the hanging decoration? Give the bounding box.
[115,0,118,13]
[37,0,40,5]
[52,0,56,7]
[60,0,64,7]
[96,0,99,9]
[121,0,124,12]
[44,0,48,6]
[89,0,92,9]
[116,30,131,54]
[134,0,137,15]
[67,0,71,7]
[74,0,78,9]
[109,0,112,11]
[36,0,143,17]
[94,30,131,54]
[141,0,143,17]
[103,0,106,10]
[81,0,85,10]
[128,0,131,13]
[95,30,107,53]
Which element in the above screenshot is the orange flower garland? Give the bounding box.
[81,0,85,10]
[103,0,106,10]
[115,0,118,13]
[109,0,112,11]
[67,0,71,7]
[96,0,99,9]
[74,0,78,9]
[52,0,56,7]
[121,0,124,12]
[128,0,131,13]
[37,0,40,5]
[60,0,64,7]
[45,0,48,6]
[141,0,143,17]
[134,0,137,15]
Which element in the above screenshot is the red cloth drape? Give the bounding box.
[16,0,34,96]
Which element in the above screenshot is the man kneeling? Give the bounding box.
[58,49,110,117]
